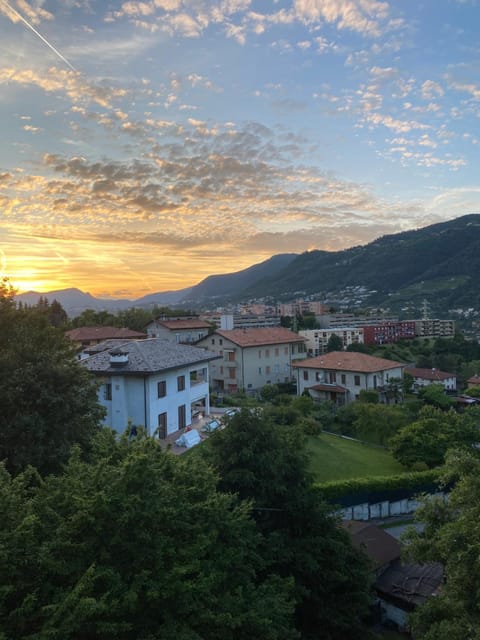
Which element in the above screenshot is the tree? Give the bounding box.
[404,449,480,639]
[419,384,455,410]
[390,406,478,469]
[352,403,409,446]
[205,410,372,639]
[0,431,296,639]
[0,290,104,475]
[326,333,343,352]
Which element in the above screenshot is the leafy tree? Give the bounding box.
[357,389,379,404]
[390,406,478,469]
[464,386,480,399]
[404,449,480,639]
[205,409,372,639]
[0,288,104,475]
[0,432,296,640]
[326,333,343,352]
[419,384,455,410]
[346,342,370,353]
[352,403,410,446]
[385,377,404,404]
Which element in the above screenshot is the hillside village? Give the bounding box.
[5,220,480,639]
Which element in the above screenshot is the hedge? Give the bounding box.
[314,468,445,507]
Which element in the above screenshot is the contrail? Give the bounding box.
[0,0,76,71]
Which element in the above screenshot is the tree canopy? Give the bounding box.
[204,409,372,639]
[0,431,296,640]
[404,449,480,639]
[0,284,104,475]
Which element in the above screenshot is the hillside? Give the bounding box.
[243,214,480,314]
[15,215,480,316]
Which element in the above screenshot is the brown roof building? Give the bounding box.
[145,317,212,344]
[405,367,456,392]
[196,327,307,394]
[66,326,146,351]
[293,351,405,405]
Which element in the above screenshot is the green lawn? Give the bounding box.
[307,433,405,482]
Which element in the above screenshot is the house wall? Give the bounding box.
[146,322,209,343]
[299,328,364,356]
[201,334,305,392]
[296,365,404,402]
[411,375,457,391]
[98,365,211,436]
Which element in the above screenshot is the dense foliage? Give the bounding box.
[0,281,104,476]
[0,431,296,640]
[204,409,372,640]
[404,449,480,639]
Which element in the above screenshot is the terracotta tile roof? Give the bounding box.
[342,521,401,569]
[66,326,146,341]
[467,375,480,385]
[405,367,454,381]
[83,338,220,375]
[214,327,306,347]
[154,318,212,330]
[292,351,404,373]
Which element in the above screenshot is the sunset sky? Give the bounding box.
[1,0,480,298]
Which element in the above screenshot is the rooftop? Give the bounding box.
[83,338,220,375]
[293,351,405,373]
[213,327,306,347]
[152,318,212,330]
[66,326,146,341]
[405,367,455,381]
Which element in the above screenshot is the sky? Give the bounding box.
[1,0,480,299]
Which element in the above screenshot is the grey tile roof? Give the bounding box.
[83,338,220,375]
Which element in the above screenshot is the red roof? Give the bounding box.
[467,375,480,385]
[293,351,404,373]
[66,326,146,341]
[215,327,305,347]
[155,319,211,330]
[405,367,454,381]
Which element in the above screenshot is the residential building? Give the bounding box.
[66,326,146,353]
[200,312,281,330]
[362,321,416,345]
[299,328,364,356]
[467,375,480,388]
[405,367,457,392]
[196,327,307,393]
[145,317,212,343]
[414,318,455,339]
[293,351,405,405]
[83,338,220,437]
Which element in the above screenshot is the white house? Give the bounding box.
[145,317,211,343]
[83,338,220,437]
[299,327,364,356]
[292,351,405,405]
[196,327,307,393]
[405,367,457,392]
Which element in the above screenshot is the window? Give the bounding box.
[341,374,346,384]
[265,349,270,357]
[220,366,224,374]
[266,366,271,374]
[177,375,185,391]
[157,412,167,439]
[178,404,186,429]
[258,350,262,359]
[354,375,361,386]
[211,338,215,345]
[258,367,262,375]
[284,347,289,355]
[275,348,279,357]
[303,370,309,381]
[219,338,223,345]
[229,367,236,379]
[228,351,235,362]
[104,383,112,401]
[157,380,166,398]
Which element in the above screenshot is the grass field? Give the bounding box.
[307,433,405,482]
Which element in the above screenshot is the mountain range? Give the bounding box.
[15,214,480,317]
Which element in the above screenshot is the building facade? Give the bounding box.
[299,328,364,356]
[196,327,307,393]
[84,338,220,437]
[145,317,212,343]
[293,351,405,405]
